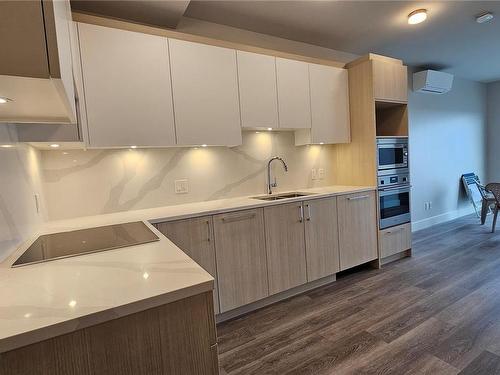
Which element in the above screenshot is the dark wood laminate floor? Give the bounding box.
[217,215,500,374]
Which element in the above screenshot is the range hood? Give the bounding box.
[0,0,76,124]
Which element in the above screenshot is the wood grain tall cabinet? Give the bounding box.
[333,54,412,266]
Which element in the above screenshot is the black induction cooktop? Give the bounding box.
[12,221,160,267]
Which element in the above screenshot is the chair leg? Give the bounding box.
[492,206,499,233]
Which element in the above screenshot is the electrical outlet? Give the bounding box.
[318,168,325,180]
[174,179,189,194]
[311,169,318,180]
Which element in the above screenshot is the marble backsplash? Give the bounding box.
[41,131,336,220]
[0,125,45,262]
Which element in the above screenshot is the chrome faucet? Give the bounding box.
[267,156,288,194]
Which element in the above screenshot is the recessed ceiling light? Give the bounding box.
[130,145,137,149]
[408,9,427,24]
[49,144,60,148]
[0,97,12,104]
[319,142,324,145]
[201,144,207,147]
[476,12,494,24]
[68,300,77,308]
[267,128,273,131]
[1,144,13,148]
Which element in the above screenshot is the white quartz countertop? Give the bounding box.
[0,185,374,353]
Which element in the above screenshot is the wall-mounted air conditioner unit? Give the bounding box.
[413,70,454,94]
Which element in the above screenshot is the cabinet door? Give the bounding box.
[338,191,378,270]
[372,59,408,103]
[276,57,311,129]
[169,39,242,146]
[264,202,307,294]
[155,217,220,314]
[213,209,268,312]
[304,197,340,281]
[237,51,279,129]
[78,23,176,147]
[308,64,350,144]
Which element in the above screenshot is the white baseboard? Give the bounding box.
[412,207,476,232]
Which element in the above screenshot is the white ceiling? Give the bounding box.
[184,1,500,82]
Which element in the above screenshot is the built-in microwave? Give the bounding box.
[377,137,408,171]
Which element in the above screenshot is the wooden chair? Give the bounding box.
[485,183,500,233]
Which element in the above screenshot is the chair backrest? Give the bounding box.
[486,183,500,204]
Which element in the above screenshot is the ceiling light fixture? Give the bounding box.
[201,144,207,147]
[49,144,60,148]
[408,9,427,24]
[130,145,137,149]
[267,128,272,131]
[0,97,12,104]
[476,12,494,24]
[1,144,13,148]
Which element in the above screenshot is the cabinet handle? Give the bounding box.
[348,195,370,201]
[386,227,404,235]
[206,220,211,242]
[299,205,304,223]
[305,204,311,221]
[221,213,256,223]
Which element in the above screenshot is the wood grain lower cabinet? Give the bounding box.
[337,191,378,270]
[379,223,412,258]
[154,217,220,314]
[213,209,269,312]
[304,197,340,281]
[264,202,308,295]
[0,292,218,375]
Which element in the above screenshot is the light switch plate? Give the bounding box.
[311,169,317,180]
[175,179,189,194]
[318,168,325,180]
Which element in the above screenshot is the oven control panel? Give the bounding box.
[378,173,410,187]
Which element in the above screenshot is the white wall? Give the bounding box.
[41,131,336,220]
[487,81,500,182]
[0,125,45,261]
[408,72,488,231]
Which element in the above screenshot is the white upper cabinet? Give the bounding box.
[295,64,350,145]
[275,57,311,129]
[237,51,279,129]
[169,39,242,146]
[78,23,176,147]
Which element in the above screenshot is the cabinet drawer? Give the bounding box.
[379,223,412,258]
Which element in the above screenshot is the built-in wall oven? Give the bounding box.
[379,184,411,229]
[377,137,408,171]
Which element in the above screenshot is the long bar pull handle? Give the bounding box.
[386,227,404,235]
[348,195,370,201]
[206,220,211,242]
[221,213,256,223]
[299,205,304,223]
[306,204,311,221]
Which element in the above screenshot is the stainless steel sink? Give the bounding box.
[252,192,313,201]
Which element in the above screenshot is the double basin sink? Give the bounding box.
[252,192,314,201]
